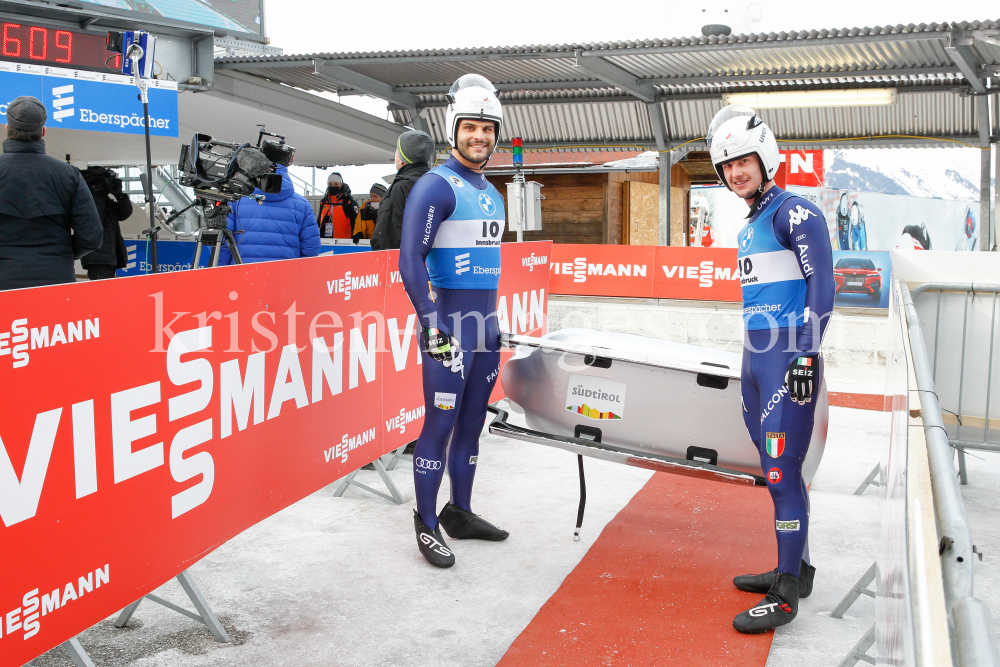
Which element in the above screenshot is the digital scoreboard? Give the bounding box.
[1,22,120,72]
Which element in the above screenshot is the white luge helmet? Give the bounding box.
[707,104,780,192]
[446,74,503,152]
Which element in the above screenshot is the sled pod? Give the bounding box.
[496,329,828,486]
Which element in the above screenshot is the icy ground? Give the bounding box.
[27,407,999,666]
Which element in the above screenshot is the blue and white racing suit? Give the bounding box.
[736,187,834,576]
[399,156,506,530]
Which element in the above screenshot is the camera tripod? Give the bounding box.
[177,200,244,268]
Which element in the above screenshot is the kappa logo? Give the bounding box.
[479,193,496,215]
[788,204,818,233]
[776,519,800,532]
[52,84,74,122]
[455,253,471,275]
[415,457,442,470]
[768,467,782,484]
[449,176,464,187]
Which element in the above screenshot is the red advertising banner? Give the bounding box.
[780,149,825,188]
[652,246,741,301]
[549,244,741,302]
[549,244,656,298]
[0,242,550,666]
[381,252,427,453]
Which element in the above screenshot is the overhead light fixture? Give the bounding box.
[722,88,897,109]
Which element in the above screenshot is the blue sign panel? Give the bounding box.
[118,240,372,276]
[0,61,178,137]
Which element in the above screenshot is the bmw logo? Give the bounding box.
[740,227,754,252]
[479,193,496,215]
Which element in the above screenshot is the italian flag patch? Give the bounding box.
[797,357,813,367]
[765,432,785,458]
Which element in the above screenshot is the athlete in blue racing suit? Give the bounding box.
[710,107,835,633]
[399,74,510,568]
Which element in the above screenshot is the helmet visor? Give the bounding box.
[447,74,498,101]
[706,104,757,148]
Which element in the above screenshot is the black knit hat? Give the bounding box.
[7,96,46,132]
[397,130,434,165]
[370,183,388,198]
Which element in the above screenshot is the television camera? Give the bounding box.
[172,126,296,266]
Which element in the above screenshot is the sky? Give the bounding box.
[267,0,997,197]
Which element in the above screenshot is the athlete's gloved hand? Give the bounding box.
[423,326,456,362]
[785,354,819,404]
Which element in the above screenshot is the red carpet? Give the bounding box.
[498,472,778,667]
[829,392,889,411]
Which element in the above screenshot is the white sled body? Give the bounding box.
[500,329,828,485]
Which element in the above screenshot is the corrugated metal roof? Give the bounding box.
[215,20,1000,151]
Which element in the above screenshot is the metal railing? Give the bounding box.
[911,283,1000,484]
[900,282,1000,667]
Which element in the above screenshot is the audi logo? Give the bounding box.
[415,457,442,470]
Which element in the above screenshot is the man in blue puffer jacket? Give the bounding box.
[218,164,320,264]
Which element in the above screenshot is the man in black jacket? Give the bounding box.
[0,96,102,290]
[370,130,435,251]
[79,166,134,280]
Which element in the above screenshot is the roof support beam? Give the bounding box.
[647,103,668,151]
[314,60,419,108]
[314,59,429,133]
[574,51,657,102]
[646,66,961,86]
[945,40,987,93]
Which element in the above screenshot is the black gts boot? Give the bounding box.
[733,572,800,634]
[414,511,455,568]
[438,503,509,541]
[734,559,816,598]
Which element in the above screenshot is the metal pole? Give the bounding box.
[658,152,671,245]
[901,282,1000,667]
[994,144,999,251]
[981,144,991,252]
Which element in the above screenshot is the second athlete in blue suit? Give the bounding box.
[708,106,835,633]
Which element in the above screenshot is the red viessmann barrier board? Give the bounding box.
[0,241,550,666]
[549,244,741,302]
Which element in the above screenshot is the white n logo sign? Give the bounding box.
[790,153,813,174]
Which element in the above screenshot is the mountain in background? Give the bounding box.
[825,148,989,201]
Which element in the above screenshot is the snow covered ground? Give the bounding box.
[24,405,920,667]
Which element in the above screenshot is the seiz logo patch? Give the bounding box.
[765,432,785,458]
[768,467,782,484]
[776,519,800,532]
[449,175,464,187]
[434,392,457,410]
[787,204,818,233]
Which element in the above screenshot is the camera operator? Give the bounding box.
[353,183,387,243]
[79,166,133,280]
[0,96,102,291]
[370,130,435,251]
[217,150,319,265]
[317,172,358,240]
